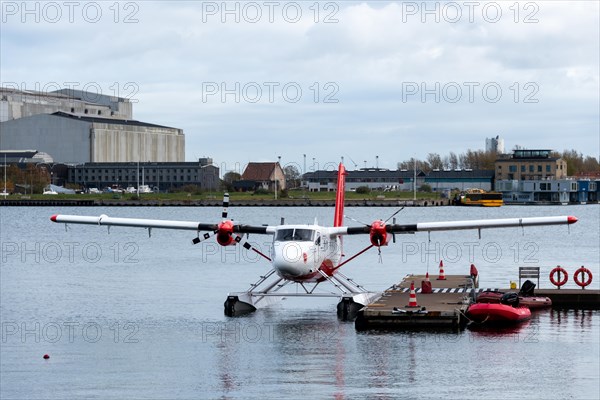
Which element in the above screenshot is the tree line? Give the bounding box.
[397,149,599,175]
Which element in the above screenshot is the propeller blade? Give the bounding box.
[222,193,230,220]
[192,230,218,245]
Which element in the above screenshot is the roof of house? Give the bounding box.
[242,162,279,181]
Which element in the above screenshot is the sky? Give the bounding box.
[1,1,599,174]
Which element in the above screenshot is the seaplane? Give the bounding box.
[50,164,578,318]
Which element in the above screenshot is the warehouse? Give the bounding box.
[1,111,184,163]
[0,87,185,163]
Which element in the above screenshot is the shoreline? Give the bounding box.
[0,198,452,207]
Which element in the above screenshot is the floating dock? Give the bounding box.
[355,274,475,332]
[355,275,600,332]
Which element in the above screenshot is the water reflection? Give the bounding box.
[208,310,353,399]
[467,320,532,339]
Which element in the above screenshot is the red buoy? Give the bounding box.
[43,354,50,360]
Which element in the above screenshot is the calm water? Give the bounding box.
[1,205,599,399]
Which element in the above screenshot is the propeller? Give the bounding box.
[190,193,271,261]
[192,193,231,245]
[345,207,406,261]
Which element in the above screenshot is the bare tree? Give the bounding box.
[283,165,301,189]
[426,153,443,170]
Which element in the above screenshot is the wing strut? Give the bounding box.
[335,244,375,271]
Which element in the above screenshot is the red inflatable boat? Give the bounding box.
[467,303,532,324]
[476,291,552,310]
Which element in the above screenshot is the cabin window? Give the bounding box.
[276,229,315,242]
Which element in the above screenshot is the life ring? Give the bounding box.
[574,266,593,288]
[549,266,568,288]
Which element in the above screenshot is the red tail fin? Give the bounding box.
[334,163,346,227]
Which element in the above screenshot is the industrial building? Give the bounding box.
[0,87,185,163]
[303,168,422,192]
[67,158,219,192]
[424,169,495,191]
[0,87,132,121]
[302,168,493,192]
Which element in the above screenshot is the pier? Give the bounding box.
[355,274,600,332]
[355,274,475,331]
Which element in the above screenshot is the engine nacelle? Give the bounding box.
[216,220,235,246]
[369,220,388,247]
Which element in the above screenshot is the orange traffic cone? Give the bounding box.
[421,272,432,294]
[437,260,446,280]
[406,281,419,307]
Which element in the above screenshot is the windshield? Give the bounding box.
[275,228,315,242]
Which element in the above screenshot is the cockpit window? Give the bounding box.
[275,228,315,242]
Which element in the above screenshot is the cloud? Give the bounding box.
[1,1,598,169]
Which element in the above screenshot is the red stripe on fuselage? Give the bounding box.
[334,163,346,227]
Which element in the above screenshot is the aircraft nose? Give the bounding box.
[273,242,313,277]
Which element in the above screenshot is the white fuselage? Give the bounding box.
[269,225,344,282]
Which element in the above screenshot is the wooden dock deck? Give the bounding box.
[355,274,475,332]
[356,274,600,332]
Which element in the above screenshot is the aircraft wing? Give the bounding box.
[50,214,272,234]
[339,215,578,235]
[389,215,578,232]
